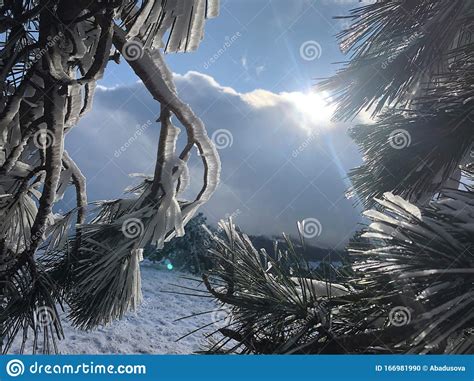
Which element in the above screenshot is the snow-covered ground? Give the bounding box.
[15,263,219,354]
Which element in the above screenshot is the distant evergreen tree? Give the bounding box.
[145,213,214,274]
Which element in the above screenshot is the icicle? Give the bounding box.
[113,28,221,248]
[123,0,219,53]
[206,0,220,18]
[126,0,155,40]
[55,166,73,201]
[382,192,422,220]
[176,160,190,195]
[64,84,83,130]
[129,248,144,310]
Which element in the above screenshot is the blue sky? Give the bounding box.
[102,0,355,92]
[65,1,373,249]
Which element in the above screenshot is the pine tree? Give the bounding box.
[322,0,473,206]
[324,0,473,353]
[0,1,220,353]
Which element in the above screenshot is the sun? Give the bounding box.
[286,91,335,130]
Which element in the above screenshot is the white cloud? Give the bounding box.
[255,65,266,76]
[175,71,336,132]
[241,55,248,70]
[69,71,363,248]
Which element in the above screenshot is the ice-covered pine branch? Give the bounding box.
[0,0,220,354]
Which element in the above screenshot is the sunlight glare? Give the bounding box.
[287,91,335,131]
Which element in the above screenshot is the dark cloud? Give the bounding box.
[65,71,364,248]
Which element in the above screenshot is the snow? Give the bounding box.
[15,263,218,354]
